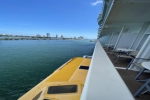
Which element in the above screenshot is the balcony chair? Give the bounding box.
[134,78,150,97]
[111,47,129,56]
[114,51,138,64]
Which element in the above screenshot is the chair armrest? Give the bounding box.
[134,58,150,61]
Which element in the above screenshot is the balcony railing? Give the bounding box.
[97,14,102,22]
[80,41,134,100]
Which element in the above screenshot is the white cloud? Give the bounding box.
[91,0,103,6]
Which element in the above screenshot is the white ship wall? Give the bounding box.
[99,35,110,46]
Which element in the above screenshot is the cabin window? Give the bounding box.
[79,66,89,70]
[47,85,77,94]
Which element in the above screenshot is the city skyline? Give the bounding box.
[0,33,84,39]
[0,33,85,40]
[0,0,103,39]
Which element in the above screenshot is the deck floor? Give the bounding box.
[104,48,150,100]
[117,69,150,100]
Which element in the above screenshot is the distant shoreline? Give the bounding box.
[0,37,81,40]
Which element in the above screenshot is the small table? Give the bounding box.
[134,62,150,97]
[116,48,136,52]
[142,62,150,70]
[135,61,150,82]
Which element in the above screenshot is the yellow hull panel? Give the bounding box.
[18,57,91,100]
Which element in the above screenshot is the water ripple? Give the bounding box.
[0,40,95,100]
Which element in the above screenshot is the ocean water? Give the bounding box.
[0,40,95,100]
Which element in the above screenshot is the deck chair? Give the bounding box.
[111,49,127,57]
[134,78,150,97]
[130,51,139,57]
[108,45,114,50]
[114,51,138,64]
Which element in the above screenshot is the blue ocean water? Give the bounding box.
[0,40,95,100]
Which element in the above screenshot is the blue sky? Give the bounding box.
[0,0,103,39]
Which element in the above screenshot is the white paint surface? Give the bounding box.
[80,41,134,100]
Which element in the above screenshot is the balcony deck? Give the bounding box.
[117,69,150,100]
[104,48,150,100]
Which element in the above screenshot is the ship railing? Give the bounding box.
[80,41,134,100]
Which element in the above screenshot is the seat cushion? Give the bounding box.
[120,55,133,59]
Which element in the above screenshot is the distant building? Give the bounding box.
[61,35,63,39]
[36,34,41,38]
[0,34,9,40]
[0,34,7,36]
[74,36,77,40]
[63,38,72,40]
[46,33,50,37]
[56,34,58,38]
[78,36,84,40]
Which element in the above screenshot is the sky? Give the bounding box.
[0,0,103,39]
